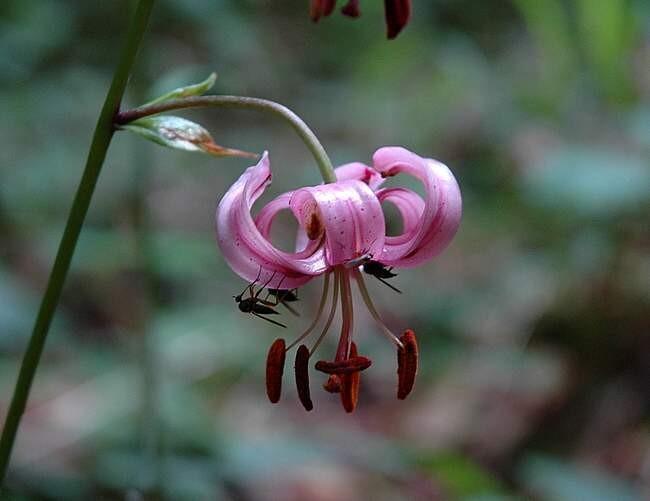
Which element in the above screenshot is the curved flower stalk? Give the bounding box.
[216,147,461,412]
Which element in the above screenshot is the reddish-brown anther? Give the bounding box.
[295,344,314,411]
[397,329,418,399]
[310,0,336,22]
[265,338,286,403]
[384,0,411,39]
[323,374,342,393]
[341,0,360,17]
[314,356,372,375]
[340,342,361,412]
[340,371,360,412]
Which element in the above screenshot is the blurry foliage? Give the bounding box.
[1,0,649,500]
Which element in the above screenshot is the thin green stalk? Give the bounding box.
[0,0,155,486]
[116,95,337,183]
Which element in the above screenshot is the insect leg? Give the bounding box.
[376,276,402,294]
[265,275,286,305]
[255,270,277,299]
[252,311,287,328]
[237,267,262,299]
[280,300,301,317]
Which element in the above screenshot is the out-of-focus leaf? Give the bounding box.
[94,449,226,500]
[627,107,650,149]
[518,454,641,501]
[418,451,508,499]
[144,72,217,106]
[119,116,258,159]
[0,0,75,82]
[520,147,650,218]
[0,270,36,346]
[512,0,575,91]
[576,0,633,99]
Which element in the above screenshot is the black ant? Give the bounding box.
[362,260,401,294]
[233,270,289,328]
[266,288,300,316]
[344,246,402,294]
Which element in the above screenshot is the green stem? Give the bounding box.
[0,0,155,486]
[116,96,337,183]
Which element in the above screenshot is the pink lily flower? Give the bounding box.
[216,146,461,412]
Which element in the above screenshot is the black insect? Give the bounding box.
[233,271,288,328]
[362,260,402,294]
[266,288,300,316]
[267,288,298,302]
[344,252,374,269]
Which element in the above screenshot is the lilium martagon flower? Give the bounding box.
[216,146,462,412]
[310,0,412,39]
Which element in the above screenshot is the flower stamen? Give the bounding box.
[294,344,313,411]
[285,272,332,352]
[309,271,340,356]
[397,329,418,399]
[334,269,355,362]
[314,356,372,374]
[323,375,342,393]
[353,269,404,350]
[265,338,286,403]
[340,342,362,412]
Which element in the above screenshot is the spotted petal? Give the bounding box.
[372,147,462,267]
[335,162,384,190]
[216,152,327,289]
[289,179,385,266]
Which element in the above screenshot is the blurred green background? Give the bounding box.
[1,1,649,499]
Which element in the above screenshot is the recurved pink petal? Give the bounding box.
[254,191,324,256]
[375,187,424,250]
[372,147,462,267]
[335,162,384,190]
[216,152,327,288]
[289,180,385,266]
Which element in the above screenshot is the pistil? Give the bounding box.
[334,268,355,362]
[309,271,340,355]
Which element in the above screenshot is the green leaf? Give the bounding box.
[144,72,217,106]
[119,115,257,158]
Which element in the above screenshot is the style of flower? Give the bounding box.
[216,146,461,412]
[310,0,412,39]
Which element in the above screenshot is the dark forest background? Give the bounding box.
[1,1,649,499]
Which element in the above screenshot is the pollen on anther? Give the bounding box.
[340,342,361,413]
[295,344,313,411]
[314,356,372,375]
[323,374,341,393]
[397,329,418,400]
[265,338,286,404]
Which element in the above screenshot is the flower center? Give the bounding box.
[264,265,417,413]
